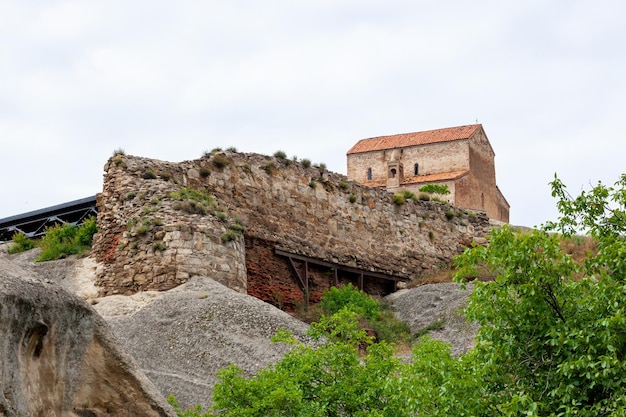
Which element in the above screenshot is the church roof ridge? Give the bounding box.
[347,124,482,154]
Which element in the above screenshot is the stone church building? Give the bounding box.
[346,124,510,222]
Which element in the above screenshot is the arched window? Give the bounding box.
[390,168,397,178]
[367,168,372,181]
[414,163,419,176]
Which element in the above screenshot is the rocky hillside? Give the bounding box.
[0,243,477,410]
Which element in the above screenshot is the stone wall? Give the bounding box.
[93,155,247,296]
[93,150,491,302]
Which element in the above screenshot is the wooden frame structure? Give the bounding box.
[275,248,408,304]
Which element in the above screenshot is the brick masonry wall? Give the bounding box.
[93,151,492,302]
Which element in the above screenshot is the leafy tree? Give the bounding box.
[455,174,626,415]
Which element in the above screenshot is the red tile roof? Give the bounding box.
[347,124,481,155]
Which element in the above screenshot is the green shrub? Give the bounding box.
[413,319,445,339]
[125,191,136,200]
[264,161,276,175]
[152,242,166,252]
[199,167,210,178]
[228,223,245,232]
[142,169,157,179]
[226,146,238,152]
[339,181,349,190]
[167,395,212,417]
[221,230,240,243]
[273,150,287,159]
[418,193,430,201]
[211,154,230,169]
[169,188,215,208]
[320,283,381,321]
[445,210,455,220]
[394,190,417,205]
[309,181,317,189]
[215,211,228,221]
[301,158,311,168]
[160,171,171,181]
[37,217,98,262]
[112,148,125,156]
[393,193,406,205]
[173,201,207,215]
[419,183,451,195]
[7,232,36,254]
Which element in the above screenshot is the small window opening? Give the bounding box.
[367,168,372,181]
[414,163,419,176]
[390,168,397,178]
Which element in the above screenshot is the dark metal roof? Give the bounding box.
[0,196,97,241]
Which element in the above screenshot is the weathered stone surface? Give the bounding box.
[385,282,479,356]
[0,256,176,417]
[94,277,314,410]
[93,151,492,307]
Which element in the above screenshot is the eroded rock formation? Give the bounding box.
[0,272,175,417]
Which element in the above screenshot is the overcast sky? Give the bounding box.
[1,1,625,228]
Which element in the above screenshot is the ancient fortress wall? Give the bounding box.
[93,151,491,301]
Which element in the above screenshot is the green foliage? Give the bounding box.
[191,174,626,416]
[168,395,214,417]
[453,173,626,415]
[200,167,211,178]
[170,188,216,216]
[413,319,445,339]
[320,283,381,321]
[143,168,157,179]
[211,154,230,169]
[264,161,276,175]
[418,192,430,201]
[228,223,245,232]
[270,328,298,345]
[152,242,166,252]
[226,146,238,152]
[37,217,98,262]
[445,209,455,220]
[339,181,349,190]
[393,190,417,205]
[273,150,287,159]
[209,309,476,417]
[301,158,311,168]
[349,193,357,203]
[419,183,451,195]
[7,232,36,254]
[308,181,317,189]
[221,230,239,243]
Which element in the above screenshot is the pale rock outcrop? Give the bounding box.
[0,257,176,417]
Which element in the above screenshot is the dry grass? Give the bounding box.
[560,235,597,264]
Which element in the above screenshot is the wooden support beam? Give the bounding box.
[274,248,407,282]
[286,256,306,290]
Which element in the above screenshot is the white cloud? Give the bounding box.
[1,0,626,228]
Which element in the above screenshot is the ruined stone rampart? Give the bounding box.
[93,151,491,300]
